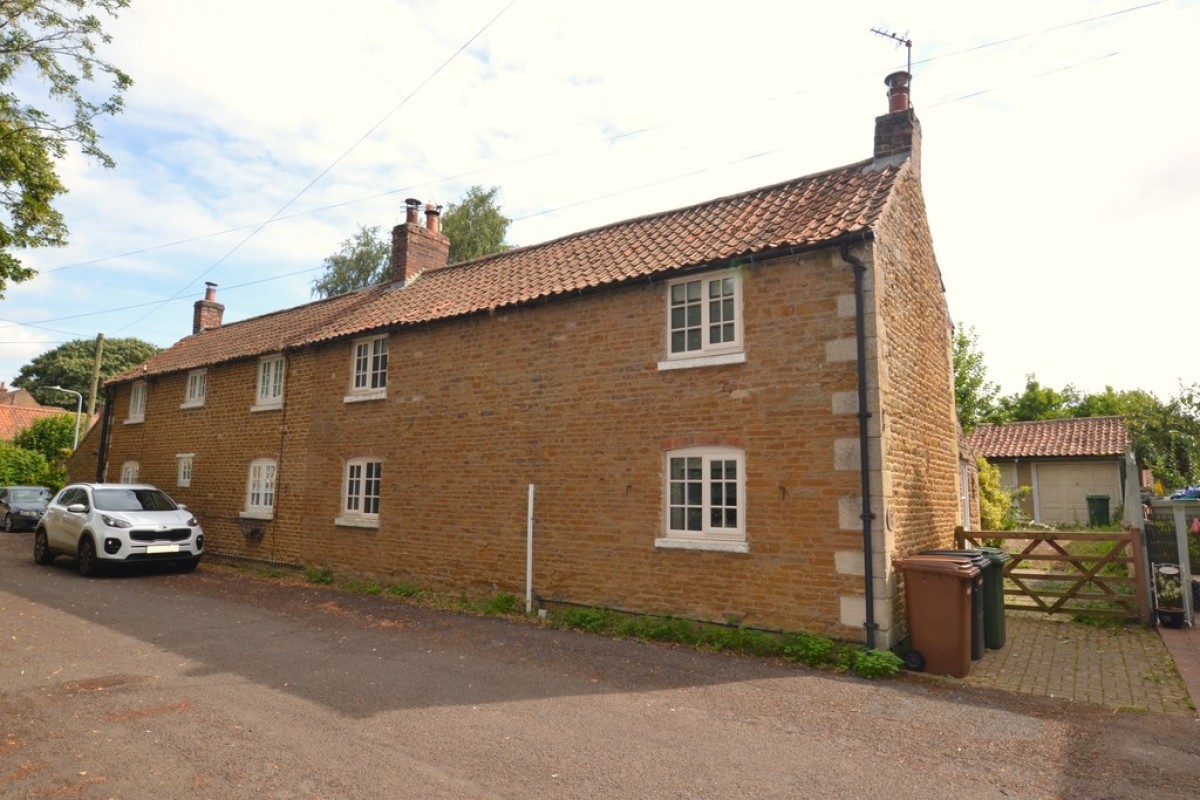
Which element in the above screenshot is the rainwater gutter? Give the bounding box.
[840,237,879,650]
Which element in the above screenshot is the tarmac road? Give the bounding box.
[1,531,1197,799]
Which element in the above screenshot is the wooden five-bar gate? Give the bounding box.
[955,527,1150,622]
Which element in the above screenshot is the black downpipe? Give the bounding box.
[840,242,878,649]
[94,385,116,483]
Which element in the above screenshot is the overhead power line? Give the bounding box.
[111,0,519,334]
[0,0,1167,342]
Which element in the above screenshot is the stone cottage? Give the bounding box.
[69,72,960,649]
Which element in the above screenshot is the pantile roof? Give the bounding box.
[968,416,1131,459]
[116,158,903,382]
[0,405,68,441]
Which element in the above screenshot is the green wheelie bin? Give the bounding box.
[975,546,1011,649]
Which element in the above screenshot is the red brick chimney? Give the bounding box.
[391,198,450,285]
[873,71,921,173]
[192,282,224,334]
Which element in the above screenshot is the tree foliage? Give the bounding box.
[0,440,52,486]
[952,325,999,432]
[952,324,1200,491]
[311,187,512,298]
[310,224,390,298]
[1122,385,1200,491]
[441,185,511,265]
[990,375,1080,423]
[13,411,75,460]
[0,0,132,297]
[12,336,159,409]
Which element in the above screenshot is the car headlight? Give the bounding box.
[187,516,199,527]
[100,514,132,529]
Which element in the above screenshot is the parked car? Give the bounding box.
[1168,486,1200,500]
[1,485,51,532]
[34,483,204,576]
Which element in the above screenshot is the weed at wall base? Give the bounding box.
[548,606,902,679]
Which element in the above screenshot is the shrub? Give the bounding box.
[305,566,334,585]
[484,591,518,615]
[781,633,833,665]
[555,606,612,632]
[852,648,903,679]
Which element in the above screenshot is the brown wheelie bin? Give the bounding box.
[897,555,981,678]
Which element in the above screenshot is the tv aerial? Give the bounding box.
[870,27,912,74]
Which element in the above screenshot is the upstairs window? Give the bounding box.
[243,458,277,518]
[669,273,741,356]
[127,381,146,423]
[254,354,285,410]
[182,368,207,408]
[657,447,747,552]
[337,457,382,528]
[346,335,388,402]
[120,461,140,484]
[661,272,744,370]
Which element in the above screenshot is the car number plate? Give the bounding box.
[146,544,180,554]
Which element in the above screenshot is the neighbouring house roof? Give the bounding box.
[113,158,904,383]
[0,405,67,441]
[968,416,1131,459]
[0,384,44,408]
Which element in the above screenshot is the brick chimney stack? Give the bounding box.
[873,71,921,173]
[391,198,450,285]
[192,282,225,334]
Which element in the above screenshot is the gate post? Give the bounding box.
[1127,526,1152,625]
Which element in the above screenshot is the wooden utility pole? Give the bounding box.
[87,333,104,418]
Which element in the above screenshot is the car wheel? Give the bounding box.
[177,557,199,573]
[77,537,101,577]
[3,513,13,532]
[33,529,55,565]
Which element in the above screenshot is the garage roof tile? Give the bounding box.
[968,416,1131,459]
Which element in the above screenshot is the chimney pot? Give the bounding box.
[885,71,912,113]
[390,203,450,285]
[424,204,442,237]
[193,283,225,334]
[405,198,421,225]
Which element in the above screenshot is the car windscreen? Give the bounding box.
[93,488,179,512]
[10,489,48,503]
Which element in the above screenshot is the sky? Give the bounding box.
[0,0,1196,404]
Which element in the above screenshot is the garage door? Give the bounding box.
[1035,461,1121,525]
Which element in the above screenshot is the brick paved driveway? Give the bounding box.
[964,613,1194,714]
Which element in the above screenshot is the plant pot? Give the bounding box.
[1157,610,1185,629]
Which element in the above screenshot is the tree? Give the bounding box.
[311,187,512,298]
[1119,384,1200,491]
[14,412,75,460]
[12,336,159,409]
[0,1,133,297]
[441,185,511,264]
[991,374,1081,423]
[952,325,999,432]
[310,224,390,298]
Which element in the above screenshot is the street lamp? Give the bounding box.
[48,385,83,450]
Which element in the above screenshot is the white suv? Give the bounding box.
[34,483,204,576]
